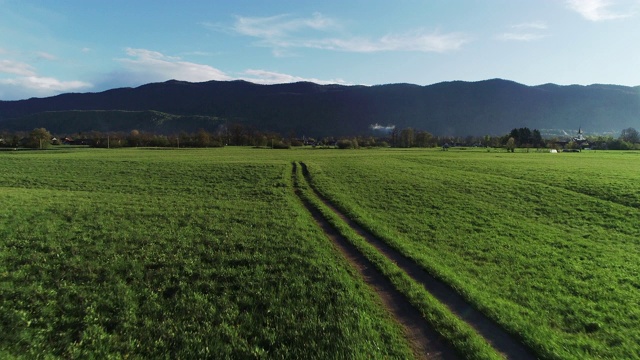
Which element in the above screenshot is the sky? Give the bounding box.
[1,0,640,100]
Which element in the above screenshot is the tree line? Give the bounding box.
[1,125,638,150]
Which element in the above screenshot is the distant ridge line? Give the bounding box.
[1,78,638,137]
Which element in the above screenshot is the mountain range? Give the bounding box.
[0,78,638,137]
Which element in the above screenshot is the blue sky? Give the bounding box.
[1,0,639,100]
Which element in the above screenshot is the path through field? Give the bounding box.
[292,163,458,360]
[296,161,537,360]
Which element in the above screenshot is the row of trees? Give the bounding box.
[0,128,53,149]
[1,126,638,150]
[386,126,640,151]
[0,127,286,149]
[503,127,640,151]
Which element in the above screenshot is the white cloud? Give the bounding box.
[233,13,338,40]
[0,73,92,100]
[117,48,232,82]
[98,49,348,90]
[182,51,217,57]
[240,69,347,85]
[0,54,92,99]
[295,31,469,53]
[0,59,36,76]
[231,14,468,54]
[498,33,547,41]
[271,48,299,58]
[0,76,90,91]
[566,0,635,21]
[511,22,548,30]
[498,21,548,41]
[376,31,469,53]
[36,51,57,60]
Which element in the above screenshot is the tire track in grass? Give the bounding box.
[298,162,537,360]
[292,162,459,360]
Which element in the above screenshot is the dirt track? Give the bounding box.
[295,162,538,360]
[293,162,459,360]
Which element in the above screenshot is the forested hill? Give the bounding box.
[0,79,638,137]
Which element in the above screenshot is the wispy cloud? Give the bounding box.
[498,33,547,41]
[0,52,92,99]
[181,51,219,57]
[308,31,469,53]
[240,69,347,85]
[233,13,337,39]
[566,0,636,21]
[511,22,548,30]
[229,13,469,54]
[0,76,90,91]
[113,48,344,86]
[0,55,91,97]
[498,21,549,41]
[35,51,57,60]
[0,59,37,76]
[116,48,232,82]
[2,47,351,100]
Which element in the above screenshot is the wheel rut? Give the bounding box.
[296,162,538,360]
[292,162,459,360]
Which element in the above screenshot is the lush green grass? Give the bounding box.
[303,148,640,359]
[294,162,502,360]
[0,148,414,359]
[3,147,639,359]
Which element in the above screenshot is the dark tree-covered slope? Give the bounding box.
[0,79,638,136]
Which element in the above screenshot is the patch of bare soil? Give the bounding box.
[298,162,537,360]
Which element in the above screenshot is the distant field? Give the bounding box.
[1,147,639,359]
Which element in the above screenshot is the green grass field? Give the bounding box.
[303,148,640,359]
[1,147,639,359]
[0,148,414,359]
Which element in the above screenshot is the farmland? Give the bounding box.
[1,147,639,359]
[0,149,413,359]
[304,148,640,359]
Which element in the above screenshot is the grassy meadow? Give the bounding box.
[303,148,640,359]
[0,148,414,359]
[1,146,639,359]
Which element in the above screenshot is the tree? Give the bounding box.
[29,128,52,149]
[415,130,433,147]
[255,135,268,147]
[0,130,11,147]
[336,139,353,149]
[390,127,399,147]
[609,139,632,150]
[228,123,246,146]
[505,137,516,152]
[399,128,415,148]
[196,128,211,147]
[128,129,141,147]
[620,127,639,144]
[484,135,491,147]
[532,129,544,148]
